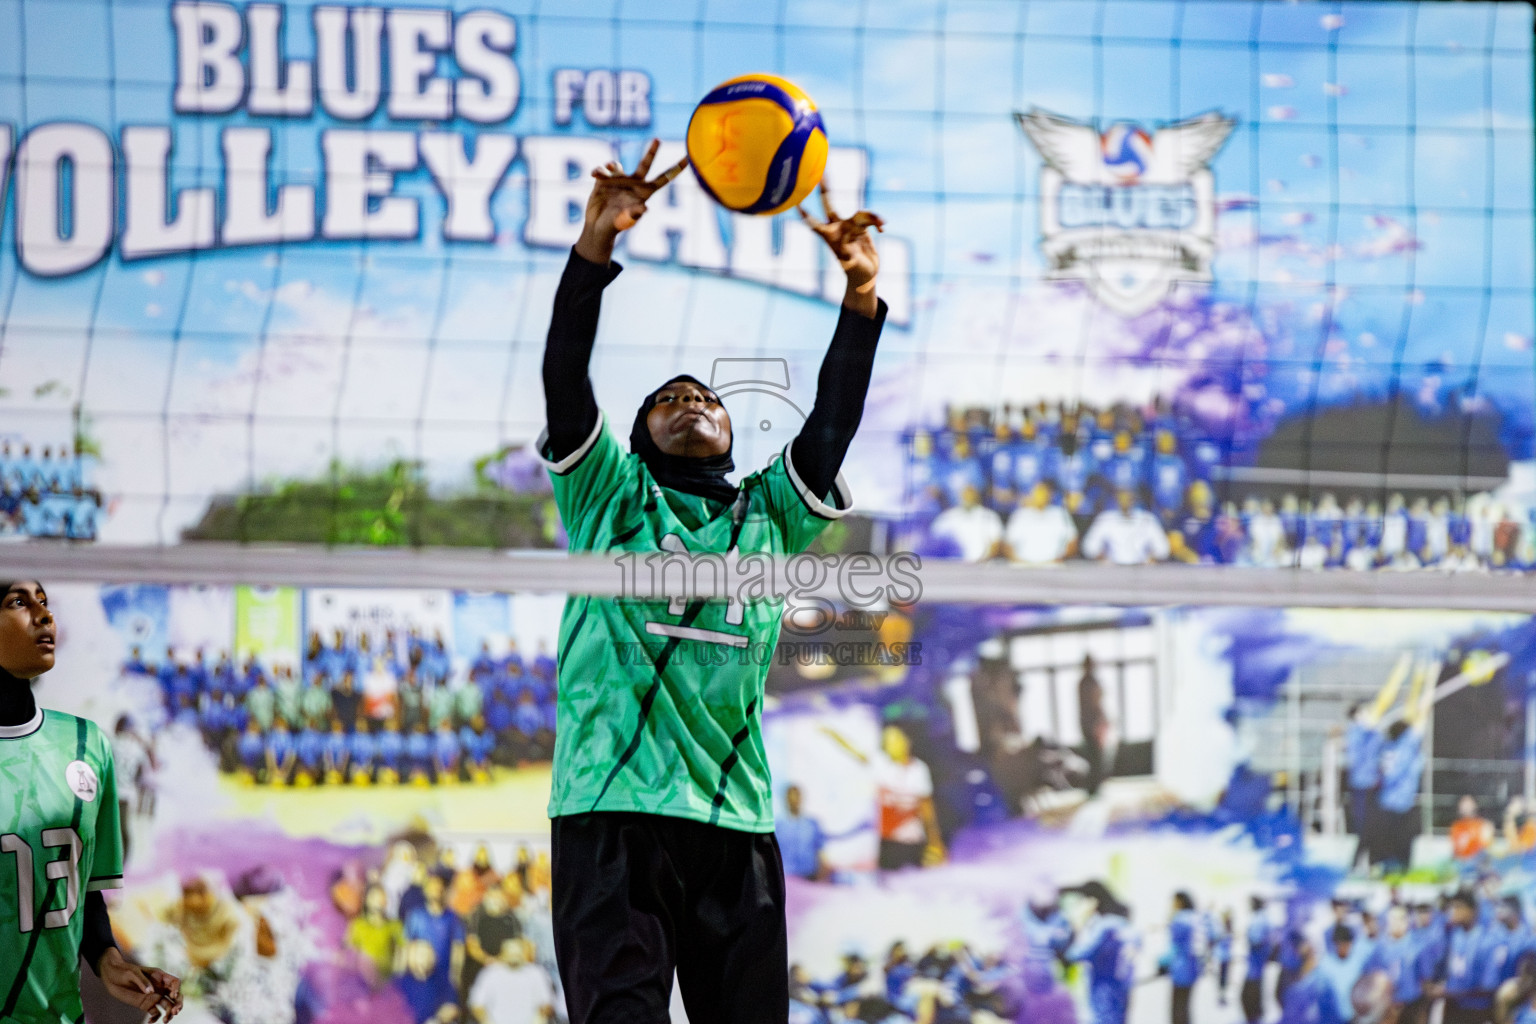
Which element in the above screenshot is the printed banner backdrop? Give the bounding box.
[0,1,1529,576]
[450,591,511,663]
[234,584,303,671]
[28,581,1536,1024]
[303,588,455,649]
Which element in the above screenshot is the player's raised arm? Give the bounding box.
[540,140,689,462]
[790,186,889,499]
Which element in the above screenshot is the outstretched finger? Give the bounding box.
[633,139,661,179]
[797,204,831,233]
[819,184,839,224]
[651,156,689,188]
[801,221,836,248]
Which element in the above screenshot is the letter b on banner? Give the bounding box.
[172,2,245,114]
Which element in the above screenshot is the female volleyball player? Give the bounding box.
[539,140,886,1024]
[0,580,184,1023]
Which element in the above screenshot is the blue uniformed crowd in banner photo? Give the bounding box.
[787,838,1536,1024]
[0,439,104,541]
[902,401,1524,571]
[124,629,559,787]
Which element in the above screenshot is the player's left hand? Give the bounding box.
[922,840,947,868]
[798,185,883,292]
[99,948,184,1021]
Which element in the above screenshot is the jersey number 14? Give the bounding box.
[641,534,749,648]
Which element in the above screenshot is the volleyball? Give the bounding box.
[686,73,828,215]
[1100,122,1153,182]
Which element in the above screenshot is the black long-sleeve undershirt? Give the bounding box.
[541,247,887,499]
[787,299,887,499]
[80,891,118,974]
[0,679,119,974]
[541,250,618,463]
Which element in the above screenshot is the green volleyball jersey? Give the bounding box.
[539,412,850,832]
[0,709,123,1024]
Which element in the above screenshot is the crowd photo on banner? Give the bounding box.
[901,400,1535,572]
[0,440,104,540]
[22,581,1536,1024]
[129,629,557,790]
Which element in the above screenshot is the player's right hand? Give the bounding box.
[98,949,183,1021]
[582,139,689,241]
[144,967,184,1022]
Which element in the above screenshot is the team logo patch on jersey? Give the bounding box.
[65,760,100,801]
[1016,108,1236,317]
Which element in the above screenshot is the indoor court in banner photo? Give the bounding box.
[2,4,1536,1024]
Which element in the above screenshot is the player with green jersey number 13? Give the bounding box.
[0,580,183,1023]
[538,139,887,1023]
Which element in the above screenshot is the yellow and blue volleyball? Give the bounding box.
[686,74,828,216]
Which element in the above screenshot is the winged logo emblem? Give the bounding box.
[1016,108,1236,316]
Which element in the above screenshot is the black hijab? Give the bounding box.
[0,580,39,727]
[629,375,740,505]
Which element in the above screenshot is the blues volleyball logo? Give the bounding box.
[1017,108,1235,316]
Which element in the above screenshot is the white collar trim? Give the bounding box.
[0,707,43,739]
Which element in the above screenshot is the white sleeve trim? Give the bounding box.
[86,876,124,892]
[536,411,606,475]
[781,444,853,520]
